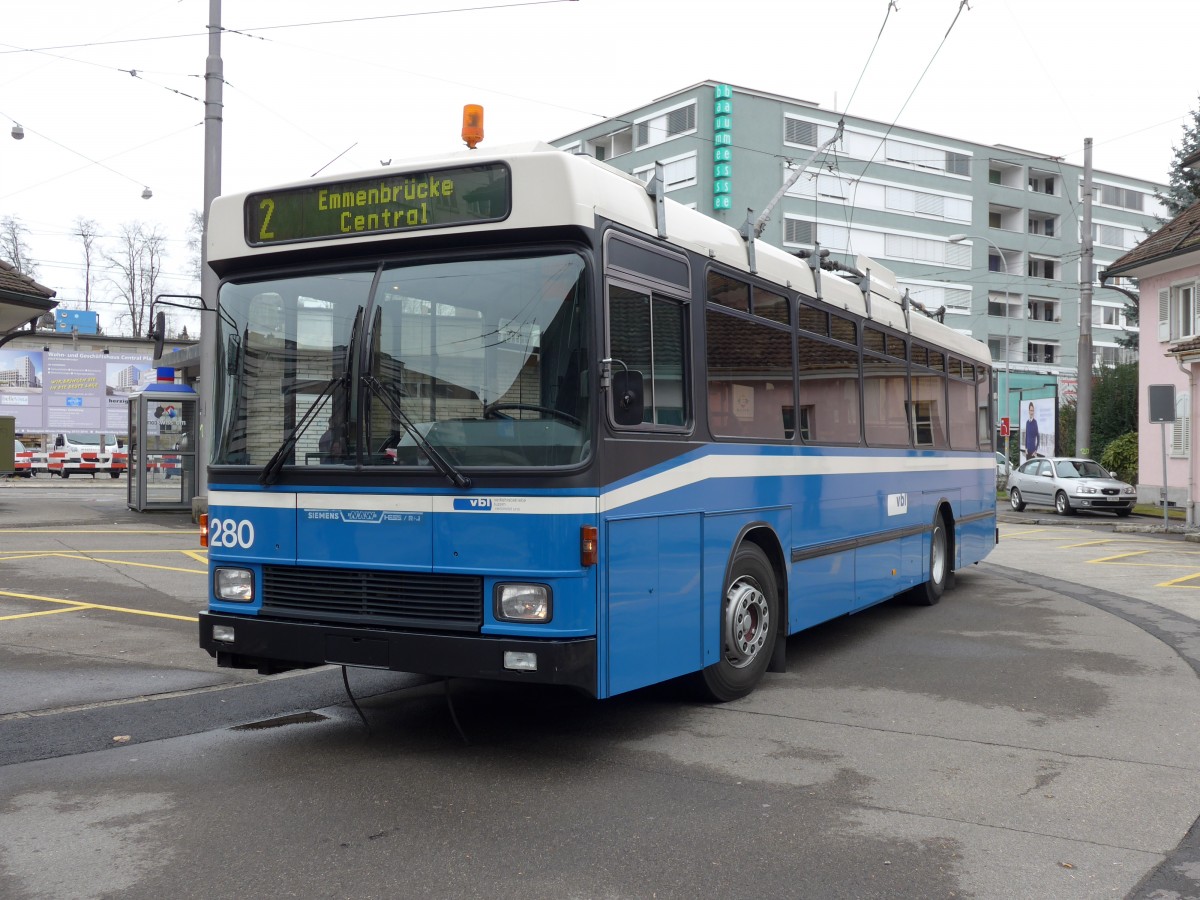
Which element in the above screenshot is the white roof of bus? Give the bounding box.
[207,141,989,364]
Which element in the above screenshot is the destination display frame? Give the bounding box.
[244,162,511,247]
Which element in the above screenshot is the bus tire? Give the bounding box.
[697,542,778,702]
[60,471,70,479]
[912,515,949,606]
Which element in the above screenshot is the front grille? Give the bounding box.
[1102,488,1119,495]
[262,565,483,631]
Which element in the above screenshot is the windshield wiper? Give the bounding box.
[259,374,349,486]
[362,374,472,490]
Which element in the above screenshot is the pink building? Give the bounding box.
[1105,151,1200,524]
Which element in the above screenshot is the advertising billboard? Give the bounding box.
[0,349,153,433]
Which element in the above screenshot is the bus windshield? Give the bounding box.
[212,251,591,470]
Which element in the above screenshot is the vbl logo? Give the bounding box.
[455,498,493,511]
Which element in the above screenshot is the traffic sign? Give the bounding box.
[1000,417,1010,437]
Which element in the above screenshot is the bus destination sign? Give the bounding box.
[245,162,511,246]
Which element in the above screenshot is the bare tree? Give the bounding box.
[73,217,102,311]
[105,222,169,337]
[185,208,204,285]
[0,215,38,277]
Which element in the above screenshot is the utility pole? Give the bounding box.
[196,0,222,510]
[1077,137,1094,457]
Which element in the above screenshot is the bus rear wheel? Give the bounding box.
[697,542,778,702]
[912,515,949,606]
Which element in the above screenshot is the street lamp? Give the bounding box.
[949,233,1017,464]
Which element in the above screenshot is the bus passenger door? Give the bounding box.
[605,513,703,696]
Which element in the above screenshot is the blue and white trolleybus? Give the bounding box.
[198,140,996,701]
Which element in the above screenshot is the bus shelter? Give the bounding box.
[127,378,198,512]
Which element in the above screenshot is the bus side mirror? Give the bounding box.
[611,369,644,427]
[150,310,166,359]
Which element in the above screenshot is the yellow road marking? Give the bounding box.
[0,589,197,622]
[0,529,196,535]
[1090,550,1153,563]
[999,528,1051,538]
[0,549,203,556]
[1157,573,1200,589]
[46,555,206,574]
[0,606,88,621]
[0,552,205,574]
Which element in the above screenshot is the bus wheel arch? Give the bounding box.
[696,527,786,702]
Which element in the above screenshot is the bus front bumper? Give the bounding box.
[198,612,598,696]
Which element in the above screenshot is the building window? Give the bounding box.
[988,335,1020,365]
[1098,305,1122,328]
[1028,172,1057,195]
[785,117,816,146]
[1027,256,1059,280]
[1027,297,1059,322]
[988,292,1022,318]
[635,102,697,150]
[784,218,813,245]
[632,152,697,191]
[1169,283,1199,341]
[1094,345,1136,367]
[1093,222,1139,250]
[1096,184,1145,212]
[1028,212,1057,236]
[989,249,1018,275]
[580,127,633,161]
[1026,341,1059,365]
[945,151,970,176]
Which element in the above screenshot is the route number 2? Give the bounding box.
[209,517,255,549]
[258,198,275,241]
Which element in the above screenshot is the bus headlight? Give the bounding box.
[494,583,552,622]
[214,567,254,602]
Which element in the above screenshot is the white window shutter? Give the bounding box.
[1172,393,1191,458]
[1159,288,1170,341]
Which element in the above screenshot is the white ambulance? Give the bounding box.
[48,433,127,479]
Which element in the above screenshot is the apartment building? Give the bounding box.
[554,81,1165,417]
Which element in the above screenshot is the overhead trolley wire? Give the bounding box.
[840,0,899,120]
[833,0,974,255]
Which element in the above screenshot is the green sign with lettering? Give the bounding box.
[245,162,510,246]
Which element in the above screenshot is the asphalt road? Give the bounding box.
[3,478,1200,899]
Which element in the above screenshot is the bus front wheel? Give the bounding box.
[697,542,778,702]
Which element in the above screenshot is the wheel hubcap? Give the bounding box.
[930,526,946,583]
[724,577,770,669]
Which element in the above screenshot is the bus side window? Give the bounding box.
[607,283,688,429]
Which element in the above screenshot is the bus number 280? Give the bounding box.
[209,517,255,549]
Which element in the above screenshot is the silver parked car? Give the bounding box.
[1007,456,1136,517]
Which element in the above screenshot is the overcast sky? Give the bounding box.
[1,0,1196,333]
